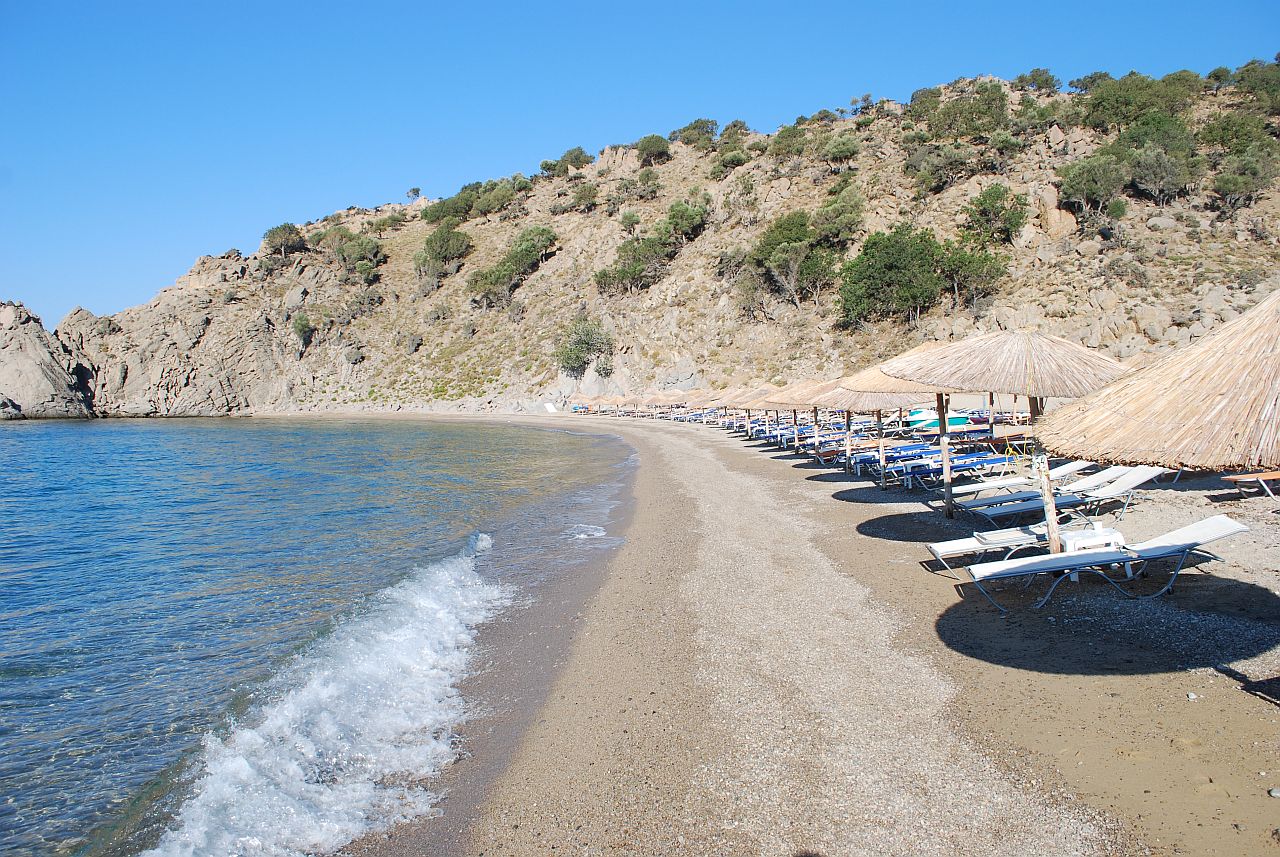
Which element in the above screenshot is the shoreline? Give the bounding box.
[357,412,1277,856]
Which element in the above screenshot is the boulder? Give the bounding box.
[1146,216,1179,232]
[0,302,93,418]
[284,285,309,309]
[1034,186,1077,240]
[1077,240,1102,257]
[1046,125,1066,147]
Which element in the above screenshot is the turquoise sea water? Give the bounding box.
[0,418,628,856]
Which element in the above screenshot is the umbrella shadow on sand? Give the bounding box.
[935,563,1280,680]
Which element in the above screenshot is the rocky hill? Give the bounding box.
[5,62,1280,418]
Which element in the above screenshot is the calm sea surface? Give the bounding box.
[0,418,629,856]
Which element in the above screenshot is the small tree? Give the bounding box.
[1012,68,1061,94]
[263,223,305,257]
[838,223,945,325]
[620,210,640,234]
[768,124,807,158]
[821,133,861,168]
[961,183,1029,245]
[670,118,718,150]
[1213,144,1280,213]
[292,312,316,347]
[1058,154,1130,210]
[635,134,671,166]
[560,146,595,168]
[939,242,1006,309]
[554,317,614,378]
[406,187,421,201]
[811,183,865,244]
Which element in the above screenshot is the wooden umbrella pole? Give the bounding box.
[844,410,853,472]
[938,392,954,517]
[876,409,887,490]
[1028,396,1062,553]
[812,407,819,454]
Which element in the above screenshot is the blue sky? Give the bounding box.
[2,1,1277,328]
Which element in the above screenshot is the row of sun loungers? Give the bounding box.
[579,403,1251,615]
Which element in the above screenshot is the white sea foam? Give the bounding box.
[563,524,608,540]
[143,533,504,857]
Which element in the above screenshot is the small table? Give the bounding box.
[1060,527,1129,580]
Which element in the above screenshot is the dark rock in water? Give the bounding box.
[0,302,94,418]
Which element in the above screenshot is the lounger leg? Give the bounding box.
[957,581,1009,616]
[1138,551,1192,600]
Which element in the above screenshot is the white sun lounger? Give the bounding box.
[971,466,1169,525]
[956,514,1249,614]
[949,460,1095,498]
[956,465,1132,512]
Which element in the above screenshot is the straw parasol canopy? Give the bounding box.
[758,378,827,409]
[728,383,783,408]
[878,330,1127,399]
[1037,289,1280,470]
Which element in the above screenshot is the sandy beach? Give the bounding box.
[350,413,1279,857]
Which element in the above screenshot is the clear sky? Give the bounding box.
[2,1,1277,328]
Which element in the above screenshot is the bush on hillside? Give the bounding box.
[467,226,557,308]
[594,196,709,294]
[263,223,305,257]
[1235,58,1280,113]
[1078,71,1201,130]
[939,241,1007,310]
[1012,68,1061,94]
[291,312,316,347]
[635,134,671,166]
[554,317,614,378]
[1213,144,1280,213]
[929,82,1009,138]
[811,181,865,244]
[905,142,979,193]
[821,132,861,167]
[1058,154,1130,210]
[768,124,808,158]
[422,185,481,223]
[1197,112,1275,160]
[414,217,472,279]
[1068,71,1113,93]
[838,223,946,325]
[670,118,718,150]
[961,183,1029,245]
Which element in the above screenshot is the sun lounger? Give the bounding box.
[1075,465,1171,519]
[949,460,1094,497]
[956,514,1248,613]
[1223,470,1280,500]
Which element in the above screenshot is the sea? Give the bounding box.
[0,417,631,857]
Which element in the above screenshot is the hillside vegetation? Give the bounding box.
[35,58,1280,416]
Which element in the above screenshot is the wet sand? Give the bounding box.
[352,413,1280,856]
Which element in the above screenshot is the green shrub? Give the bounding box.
[467,226,557,307]
[416,218,472,275]
[838,223,946,325]
[1105,198,1128,220]
[1012,95,1060,134]
[768,124,807,158]
[961,183,1029,245]
[312,225,356,256]
[1129,144,1196,205]
[354,260,378,284]
[1068,71,1113,93]
[1207,66,1235,91]
[338,235,384,267]
[619,210,640,234]
[292,312,316,346]
[906,87,943,122]
[905,142,979,193]
[422,187,480,222]
[670,118,718,150]
[811,183,865,244]
[554,317,614,378]
[929,81,1009,138]
[635,134,671,165]
[1235,58,1280,113]
[1213,144,1280,212]
[594,197,708,294]
[560,146,595,168]
[822,132,861,166]
[1198,112,1275,158]
[750,211,813,266]
[263,223,305,257]
[1058,154,1130,210]
[939,241,1006,309]
[406,187,421,201]
[1011,68,1061,94]
[1079,72,1200,130]
[472,182,516,216]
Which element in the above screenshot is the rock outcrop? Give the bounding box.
[0,302,93,418]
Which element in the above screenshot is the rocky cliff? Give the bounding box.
[0,302,93,419]
[4,70,1278,418]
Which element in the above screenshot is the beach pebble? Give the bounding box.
[1187,692,1198,700]
[1269,787,1280,798]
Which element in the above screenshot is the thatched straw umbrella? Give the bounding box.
[880,330,1128,535]
[826,343,955,486]
[730,383,783,437]
[1037,289,1280,471]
